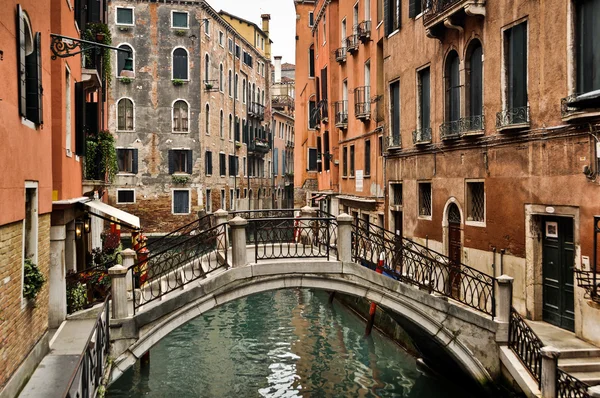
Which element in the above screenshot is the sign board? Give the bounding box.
[356,170,363,192]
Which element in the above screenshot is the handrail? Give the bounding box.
[508,307,543,384]
[140,212,215,254]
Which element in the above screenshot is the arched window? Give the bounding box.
[219,110,224,138]
[117,44,134,77]
[219,63,224,91]
[466,40,483,128]
[228,114,233,140]
[205,104,210,135]
[444,50,460,129]
[117,98,134,130]
[173,48,188,80]
[205,54,210,81]
[228,70,232,96]
[173,100,189,132]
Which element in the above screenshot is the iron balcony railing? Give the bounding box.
[357,20,371,42]
[272,95,295,111]
[459,114,485,134]
[318,99,329,122]
[412,128,432,145]
[286,139,295,148]
[354,86,371,119]
[387,134,401,149]
[334,100,348,128]
[509,307,543,385]
[345,34,359,53]
[423,0,483,25]
[249,137,271,154]
[440,120,461,140]
[496,105,530,129]
[248,102,266,121]
[335,47,347,63]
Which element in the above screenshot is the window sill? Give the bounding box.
[117,172,136,176]
[465,220,486,228]
[562,109,600,123]
[21,118,37,130]
[496,122,530,133]
[116,129,136,133]
[172,131,189,134]
[116,201,135,205]
[116,23,135,27]
[172,212,191,216]
[418,215,432,221]
[66,149,73,158]
[364,174,371,179]
[387,29,400,39]
[172,26,190,30]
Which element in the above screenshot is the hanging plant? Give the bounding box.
[82,23,113,87]
[175,30,187,37]
[85,131,118,182]
[119,77,133,84]
[172,175,190,184]
[23,258,45,301]
[172,79,185,86]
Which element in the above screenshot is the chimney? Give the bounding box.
[274,56,282,84]
[261,14,271,36]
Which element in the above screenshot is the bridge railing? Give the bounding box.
[130,222,228,313]
[228,208,297,220]
[352,220,495,317]
[139,212,215,255]
[508,307,543,385]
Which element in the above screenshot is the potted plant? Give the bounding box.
[82,23,113,87]
[23,258,45,302]
[175,30,186,37]
[172,175,190,185]
[120,77,133,84]
[172,79,185,86]
[205,82,214,90]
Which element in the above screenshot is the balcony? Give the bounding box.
[459,115,485,136]
[357,21,371,42]
[412,128,432,145]
[440,120,461,141]
[334,101,348,129]
[272,95,294,112]
[354,86,371,120]
[318,100,329,123]
[422,0,486,39]
[286,140,295,148]
[387,134,401,150]
[495,106,530,132]
[345,35,359,54]
[248,102,266,121]
[335,47,347,64]
[249,137,270,154]
[561,92,600,122]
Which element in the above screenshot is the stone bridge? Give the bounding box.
[106,210,514,389]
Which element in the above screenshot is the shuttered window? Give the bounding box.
[445,51,460,123]
[309,46,315,78]
[364,140,371,176]
[168,149,192,174]
[418,68,430,131]
[505,22,528,110]
[173,190,190,214]
[173,100,189,132]
[576,0,600,93]
[274,148,279,175]
[219,153,226,176]
[228,155,237,176]
[117,148,138,174]
[117,98,134,130]
[324,131,330,171]
[17,6,43,125]
[384,0,400,36]
[409,0,422,18]
[350,145,355,177]
[390,80,400,142]
[75,82,86,156]
[205,151,213,175]
[343,147,348,177]
[173,48,188,80]
[468,41,483,117]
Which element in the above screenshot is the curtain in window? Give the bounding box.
[173,48,188,80]
[173,100,188,132]
[118,98,134,130]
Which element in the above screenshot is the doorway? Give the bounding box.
[447,203,462,299]
[542,216,575,331]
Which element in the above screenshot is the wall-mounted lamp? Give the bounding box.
[84,214,91,233]
[120,54,134,78]
[75,220,84,240]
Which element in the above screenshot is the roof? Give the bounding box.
[218,10,274,43]
[281,76,295,83]
[282,63,295,71]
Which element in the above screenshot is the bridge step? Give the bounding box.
[558,348,600,359]
[559,358,600,373]
[569,371,600,386]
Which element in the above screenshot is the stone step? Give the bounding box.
[558,348,600,359]
[559,358,600,373]
[570,371,600,386]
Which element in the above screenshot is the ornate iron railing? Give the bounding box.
[335,101,348,127]
[509,307,543,384]
[412,128,432,144]
[557,369,591,398]
[357,20,371,41]
[496,106,530,128]
[249,217,334,261]
[64,294,110,398]
[575,269,600,303]
[229,209,296,220]
[272,95,295,111]
[131,223,228,313]
[459,115,485,133]
[354,86,371,119]
[423,0,463,24]
[440,120,461,140]
[248,102,266,120]
[318,99,329,122]
[335,47,347,63]
[142,213,215,255]
[345,34,359,53]
[352,220,495,316]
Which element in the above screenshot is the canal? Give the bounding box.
[108,289,481,397]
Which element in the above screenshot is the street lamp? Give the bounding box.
[49,33,132,69]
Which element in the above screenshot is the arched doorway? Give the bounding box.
[447,203,462,298]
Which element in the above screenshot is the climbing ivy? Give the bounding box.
[85,131,118,182]
[82,23,113,87]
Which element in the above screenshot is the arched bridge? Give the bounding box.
[106,208,514,388]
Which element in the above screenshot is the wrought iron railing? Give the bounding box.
[412,128,432,144]
[318,99,329,122]
[575,269,599,303]
[131,223,228,313]
[459,115,485,133]
[352,220,495,316]
[423,0,464,24]
[557,369,591,398]
[229,209,296,220]
[354,86,371,119]
[357,20,371,41]
[440,120,461,140]
[496,106,530,128]
[272,95,295,111]
[64,294,110,398]
[509,307,543,384]
[204,79,219,92]
[249,137,270,153]
[345,34,359,53]
[335,47,347,63]
[141,213,215,255]
[248,102,266,120]
[335,101,348,127]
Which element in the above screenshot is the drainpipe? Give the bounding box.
[491,246,496,278]
[500,249,505,276]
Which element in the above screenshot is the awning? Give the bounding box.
[568,89,600,109]
[83,199,140,229]
[337,195,377,204]
[314,195,326,202]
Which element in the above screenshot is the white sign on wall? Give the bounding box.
[356,170,363,192]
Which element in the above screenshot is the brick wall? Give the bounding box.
[0,215,50,389]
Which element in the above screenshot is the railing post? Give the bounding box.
[108,265,129,319]
[121,248,136,299]
[214,209,229,252]
[588,385,600,397]
[495,275,514,343]
[230,216,248,267]
[540,346,560,398]
[337,213,353,263]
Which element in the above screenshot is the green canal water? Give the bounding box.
[107,289,481,397]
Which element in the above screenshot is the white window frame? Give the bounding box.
[308,11,314,27]
[172,188,192,215]
[22,181,38,307]
[116,188,136,204]
[171,98,190,133]
[219,31,225,47]
[115,6,135,26]
[116,97,135,132]
[465,179,486,227]
[116,43,135,79]
[171,46,190,81]
[171,10,189,29]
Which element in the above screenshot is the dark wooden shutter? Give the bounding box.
[420,68,430,130]
[509,23,527,109]
[321,67,328,100]
[86,102,98,135]
[470,45,483,117]
[17,4,27,118]
[365,140,371,175]
[317,138,322,172]
[75,82,86,156]
[315,76,320,103]
[132,149,139,174]
[324,131,330,171]
[186,150,193,173]
[391,81,400,139]
[25,32,43,124]
[409,0,416,18]
[308,148,317,171]
[88,0,101,23]
[384,0,391,35]
[168,150,175,174]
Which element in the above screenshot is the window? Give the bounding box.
[23,183,38,267]
[117,189,135,204]
[117,44,133,78]
[242,78,247,103]
[504,22,528,113]
[308,148,318,171]
[228,38,233,53]
[205,189,212,212]
[576,0,600,93]
[343,146,348,176]
[205,54,210,81]
[116,7,134,25]
[228,70,233,97]
[243,51,253,68]
[322,14,326,44]
[418,67,431,134]
[219,64,224,92]
[230,189,235,210]
[65,67,71,154]
[445,51,461,126]
[309,45,315,78]
[218,31,224,46]
[378,0,383,23]
[409,0,422,18]
[205,104,210,135]
[466,181,485,223]
[172,48,189,80]
[173,100,189,132]
[418,182,432,218]
[173,190,190,214]
[466,40,483,122]
[219,153,226,176]
[205,151,213,175]
[220,189,226,210]
[274,148,279,175]
[308,11,314,27]
[235,44,240,58]
[390,80,400,144]
[204,18,210,35]
[391,183,402,205]
[229,155,237,176]
[364,139,371,176]
[229,114,233,140]
[235,74,239,99]
[384,0,400,35]
[117,148,138,173]
[316,136,322,172]
[350,145,355,177]
[168,149,192,174]
[16,5,43,125]
[117,98,134,130]
[172,11,188,28]
[309,99,318,129]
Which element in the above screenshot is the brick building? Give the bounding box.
[107,0,272,232]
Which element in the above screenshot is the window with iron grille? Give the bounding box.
[467,182,485,222]
[391,183,402,206]
[168,149,192,174]
[172,190,190,214]
[117,148,138,174]
[117,189,135,204]
[173,100,189,132]
[418,182,432,217]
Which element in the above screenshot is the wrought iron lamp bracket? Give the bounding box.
[50,33,130,60]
